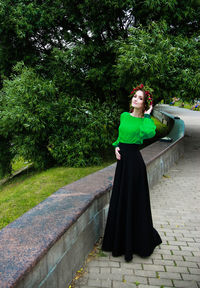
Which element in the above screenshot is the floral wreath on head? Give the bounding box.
[129,83,153,109]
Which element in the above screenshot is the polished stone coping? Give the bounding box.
[0,107,185,288]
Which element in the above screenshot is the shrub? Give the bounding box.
[0,63,120,169]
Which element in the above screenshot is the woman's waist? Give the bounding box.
[119,142,140,150]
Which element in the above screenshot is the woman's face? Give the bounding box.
[131,90,145,110]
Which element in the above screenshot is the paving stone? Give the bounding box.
[188,268,200,275]
[120,263,143,270]
[161,236,176,241]
[182,237,196,242]
[143,264,165,271]
[88,260,109,267]
[132,256,158,263]
[159,249,173,255]
[134,270,156,277]
[144,253,162,260]
[124,275,148,284]
[158,271,182,280]
[173,280,199,288]
[112,280,137,288]
[148,277,173,286]
[111,267,134,275]
[87,279,102,287]
[101,279,112,287]
[183,256,200,262]
[168,240,188,246]
[160,244,181,250]
[172,249,193,256]
[162,254,184,261]
[175,260,198,268]
[107,261,120,267]
[77,286,99,288]
[153,259,175,266]
[165,265,188,273]
[139,285,173,288]
[89,272,122,281]
[88,267,100,273]
[181,273,200,281]
[100,267,111,274]
[181,245,200,251]
[186,242,200,248]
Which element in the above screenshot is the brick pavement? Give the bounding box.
[72,106,200,288]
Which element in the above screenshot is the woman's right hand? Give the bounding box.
[145,104,153,114]
[115,147,121,160]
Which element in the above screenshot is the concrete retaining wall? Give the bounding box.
[0,106,185,288]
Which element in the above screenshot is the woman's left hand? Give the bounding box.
[145,105,153,114]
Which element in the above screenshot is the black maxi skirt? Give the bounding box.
[101,143,162,261]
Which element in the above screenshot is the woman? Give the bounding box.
[101,84,162,262]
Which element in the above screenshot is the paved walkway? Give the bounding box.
[72,105,200,288]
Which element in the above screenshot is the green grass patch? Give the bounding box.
[170,99,200,111]
[173,100,193,109]
[0,161,113,230]
[140,116,169,149]
[153,116,169,136]
[97,249,108,257]
[11,155,31,173]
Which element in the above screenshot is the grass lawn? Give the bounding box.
[170,99,200,111]
[0,116,168,230]
[173,100,193,109]
[0,161,115,230]
[153,117,169,136]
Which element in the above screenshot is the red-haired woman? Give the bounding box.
[101,85,162,262]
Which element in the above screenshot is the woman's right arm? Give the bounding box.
[115,146,121,160]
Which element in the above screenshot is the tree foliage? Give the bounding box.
[115,21,200,104]
[0,0,200,176]
[0,63,120,171]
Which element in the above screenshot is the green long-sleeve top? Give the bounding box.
[112,112,156,147]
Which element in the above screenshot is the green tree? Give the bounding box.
[1,0,199,97]
[0,0,132,83]
[0,0,200,175]
[0,63,120,173]
[115,21,200,105]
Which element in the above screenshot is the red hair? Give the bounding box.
[129,84,153,113]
